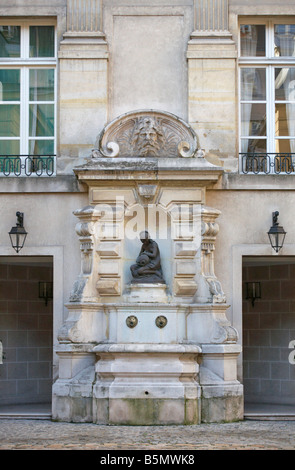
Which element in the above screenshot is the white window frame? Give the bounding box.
[0,18,57,175]
[238,17,295,174]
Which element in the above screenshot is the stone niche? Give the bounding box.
[53,110,243,425]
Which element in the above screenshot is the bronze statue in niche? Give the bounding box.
[130,231,165,284]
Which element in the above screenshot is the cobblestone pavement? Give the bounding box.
[0,418,295,451]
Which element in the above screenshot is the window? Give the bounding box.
[239,19,295,173]
[0,20,56,175]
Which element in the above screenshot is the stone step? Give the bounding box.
[0,413,52,420]
[244,413,295,421]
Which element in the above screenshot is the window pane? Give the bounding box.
[0,69,20,101]
[275,103,295,137]
[241,68,266,101]
[241,103,266,136]
[240,138,267,153]
[0,140,20,154]
[275,139,291,153]
[0,105,20,136]
[29,139,54,155]
[275,139,295,153]
[240,25,265,57]
[29,69,54,101]
[29,104,54,137]
[29,26,55,57]
[275,68,295,101]
[274,25,295,57]
[0,26,20,58]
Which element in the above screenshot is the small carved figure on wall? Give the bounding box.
[130,231,165,283]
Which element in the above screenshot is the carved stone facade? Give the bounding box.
[52,109,243,425]
[95,110,198,159]
[5,0,295,424]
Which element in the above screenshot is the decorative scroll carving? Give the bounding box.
[201,207,226,304]
[69,205,100,302]
[212,323,238,344]
[207,278,226,304]
[94,110,199,158]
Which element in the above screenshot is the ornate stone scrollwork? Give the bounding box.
[100,142,120,158]
[207,278,226,304]
[178,141,194,158]
[69,205,100,302]
[201,207,226,304]
[93,110,199,159]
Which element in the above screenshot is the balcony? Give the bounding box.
[0,155,56,177]
[240,153,295,175]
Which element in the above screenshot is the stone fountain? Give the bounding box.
[52,110,243,424]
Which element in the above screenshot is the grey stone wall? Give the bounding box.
[243,263,295,406]
[0,263,53,406]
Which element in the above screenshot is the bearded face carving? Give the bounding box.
[130,117,165,157]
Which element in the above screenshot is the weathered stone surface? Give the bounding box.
[92,343,202,425]
[95,110,198,158]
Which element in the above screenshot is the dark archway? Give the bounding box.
[0,256,53,418]
[243,256,295,418]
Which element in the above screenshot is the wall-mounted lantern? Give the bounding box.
[245,281,261,307]
[39,282,53,305]
[8,212,27,253]
[267,211,286,253]
[39,282,53,306]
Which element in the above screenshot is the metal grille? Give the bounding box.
[240,153,295,175]
[0,155,55,176]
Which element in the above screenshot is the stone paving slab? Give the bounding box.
[0,418,295,451]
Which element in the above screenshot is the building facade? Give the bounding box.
[0,0,295,424]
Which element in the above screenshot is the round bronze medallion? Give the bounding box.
[155,315,167,329]
[126,315,138,328]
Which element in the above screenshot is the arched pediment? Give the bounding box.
[94,109,199,158]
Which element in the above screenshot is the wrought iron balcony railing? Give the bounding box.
[240,153,295,175]
[0,155,56,177]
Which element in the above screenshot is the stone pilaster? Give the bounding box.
[192,0,231,40]
[66,0,102,34]
[59,0,107,57]
[188,0,237,170]
[58,0,108,165]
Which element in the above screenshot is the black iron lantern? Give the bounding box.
[245,281,261,307]
[9,212,27,253]
[39,282,53,306]
[267,211,286,253]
